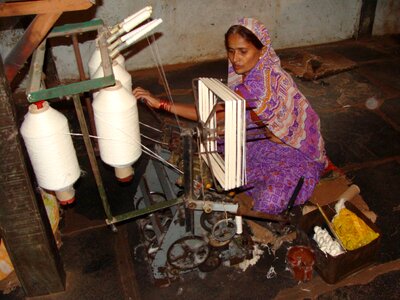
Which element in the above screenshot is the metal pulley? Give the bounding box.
[211,218,237,242]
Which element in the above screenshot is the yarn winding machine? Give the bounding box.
[130,78,290,286]
[23,7,290,286]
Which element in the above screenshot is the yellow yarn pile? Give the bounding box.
[332,208,379,251]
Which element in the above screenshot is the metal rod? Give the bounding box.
[204,103,219,129]
[237,207,288,222]
[106,197,184,225]
[182,128,195,233]
[71,34,86,80]
[153,144,178,215]
[71,33,99,150]
[72,94,113,222]
[139,177,163,243]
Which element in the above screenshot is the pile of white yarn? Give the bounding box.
[313,226,344,257]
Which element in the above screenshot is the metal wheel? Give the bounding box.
[200,211,225,232]
[211,218,236,242]
[166,236,210,270]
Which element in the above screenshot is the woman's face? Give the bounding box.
[227,33,263,76]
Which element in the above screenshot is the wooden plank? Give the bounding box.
[0,0,94,17]
[4,13,61,83]
[0,56,65,296]
[27,75,115,102]
[49,18,104,37]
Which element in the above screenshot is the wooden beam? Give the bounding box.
[0,55,65,297]
[0,0,94,17]
[4,13,61,83]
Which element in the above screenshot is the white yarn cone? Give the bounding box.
[92,81,142,181]
[20,101,81,204]
[88,44,125,78]
[93,60,132,92]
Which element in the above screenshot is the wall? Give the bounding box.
[64,0,363,79]
[0,0,398,82]
[373,0,400,35]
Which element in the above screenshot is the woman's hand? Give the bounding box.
[132,87,161,109]
[133,86,198,121]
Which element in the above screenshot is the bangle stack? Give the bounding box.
[159,99,171,112]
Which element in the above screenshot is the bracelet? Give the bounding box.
[159,99,171,112]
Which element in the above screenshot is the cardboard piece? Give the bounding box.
[309,174,377,223]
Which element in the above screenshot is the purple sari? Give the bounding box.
[228,18,327,214]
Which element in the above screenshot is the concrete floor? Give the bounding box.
[3,34,400,299]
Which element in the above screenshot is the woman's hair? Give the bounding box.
[225,25,264,50]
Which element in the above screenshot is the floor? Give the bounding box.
[2,34,400,299]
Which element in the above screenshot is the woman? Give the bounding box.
[133,17,328,214]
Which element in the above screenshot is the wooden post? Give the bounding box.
[0,55,65,296]
[357,0,378,39]
[4,13,61,84]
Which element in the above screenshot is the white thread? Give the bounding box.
[20,101,80,191]
[139,121,163,133]
[93,81,142,169]
[67,132,182,174]
[146,34,182,128]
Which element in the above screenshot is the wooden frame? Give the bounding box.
[197,78,246,190]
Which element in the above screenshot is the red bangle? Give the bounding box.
[159,99,171,112]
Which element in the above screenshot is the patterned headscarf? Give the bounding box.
[227,18,327,165]
[227,18,279,89]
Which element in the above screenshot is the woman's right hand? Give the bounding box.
[132,87,161,109]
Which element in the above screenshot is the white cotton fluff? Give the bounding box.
[313,226,344,257]
[335,199,346,214]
